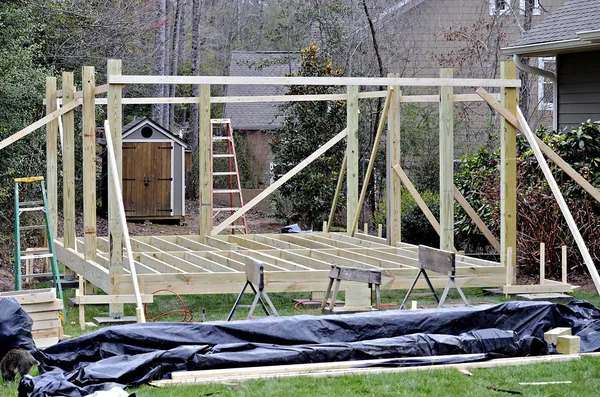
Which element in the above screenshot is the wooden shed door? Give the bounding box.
[122,142,172,217]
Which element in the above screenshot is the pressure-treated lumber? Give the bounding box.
[453,187,500,252]
[540,242,546,285]
[562,245,568,284]
[500,62,517,282]
[107,59,124,317]
[439,68,454,251]
[55,84,108,99]
[477,87,600,205]
[350,88,393,236]
[556,335,580,354]
[346,85,359,234]
[387,74,401,245]
[82,66,97,261]
[392,164,440,235]
[154,354,578,386]
[199,84,212,238]
[62,72,76,250]
[104,120,145,323]
[327,151,347,232]
[46,78,58,239]
[109,75,521,88]
[544,327,571,344]
[0,98,82,150]
[516,107,600,294]
[212,128,349,235]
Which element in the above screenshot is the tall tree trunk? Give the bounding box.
[153,0,168,123]
[169,0,184,132]
[520,0,534,119]
[190,0,200,152]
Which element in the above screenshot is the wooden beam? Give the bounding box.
[439,68,454,251]
[516,107,600,294]
[54,241,110,292]
[107,59,124,317]
[350,89,393,236]
[82,66,97,262]
[55,84,108,99]
[453,186,500,252]
[109,75,521,88]
[392,164,440,235]
[211,128,349,235]
[477,87,600,205]
[0,98,82,150]
[62,72,76,250]
[387,74,401,245]
[46,77,58,238]
[500,62,518,283]
[199,84,211,238]
[346,85,359,234]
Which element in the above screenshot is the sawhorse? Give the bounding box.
[320,266,382,312]
[227,256,278,321]
[400,245,469,309]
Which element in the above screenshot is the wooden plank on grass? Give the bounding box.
[0,288,56,304]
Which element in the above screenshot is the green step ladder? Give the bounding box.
[14,176,65,317]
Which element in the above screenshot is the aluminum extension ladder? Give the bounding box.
[14,177,64,308]
[210,119,248,234]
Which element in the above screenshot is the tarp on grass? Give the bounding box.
[23,300,600,397]
[0,297,36,359]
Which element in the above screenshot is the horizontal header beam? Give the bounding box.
[108,75,520,88]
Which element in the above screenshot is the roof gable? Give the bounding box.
[122,118,188,148]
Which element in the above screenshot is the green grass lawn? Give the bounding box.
[2,287,600,396]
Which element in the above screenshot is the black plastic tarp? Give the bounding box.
[24,300,600,397]
[0,297,36,358]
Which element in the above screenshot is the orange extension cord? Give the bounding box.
[143,288,194,322]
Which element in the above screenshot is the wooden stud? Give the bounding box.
[212,129,349,235]
[346,85,359,234]
[350,89,393,236]
[62,72,76,250]
[327,151,347,232]
[562,245,567,284]
[46,77,58,239]
[199,84,211,238]
[78,276,85,330]
[377,224,383,238]
[517,107,600,294]
[556,335,580,355]
[505,247,513,287]
[540,242,545,285]
[544,327,571,344]
[322,221,327,232]
[82,66,97,261]
[107,59,124,316]
[386,74,401,245]
[108,74,522,88]
[500,62,518,284]
[439,68,454,251]
[363,223,368,234]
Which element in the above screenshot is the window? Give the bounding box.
[538,57,555,111]
[490,0,510,15]
[519,0,541,16]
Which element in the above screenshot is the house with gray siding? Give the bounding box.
[503,0,600,131]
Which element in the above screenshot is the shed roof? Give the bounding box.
[503,0,600,56]
[122,117,188,148]
[225,51,300,130]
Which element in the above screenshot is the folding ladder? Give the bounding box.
[210,119,248,234]
[14,177,64,307]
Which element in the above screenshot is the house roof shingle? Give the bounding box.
[508,0,600,49]
[225,51,300,130]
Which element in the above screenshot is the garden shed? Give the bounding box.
[102,117,188,221]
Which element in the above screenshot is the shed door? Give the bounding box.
[122,142,172,217]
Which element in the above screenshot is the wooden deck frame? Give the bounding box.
[8,59,589,297]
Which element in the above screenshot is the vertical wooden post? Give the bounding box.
[562,245,567,284]
[386,74,401,245]
[107,59,124,317]
[62,73,76,250]
[82,66,97,261]
[46,77,58,238]
[501,61,517,283]
[439,68,454,251]
[346,85,358,234]
[540,242,545,284]
[199,84,212,238]
[377,224,383,238]
[506,246,513,287]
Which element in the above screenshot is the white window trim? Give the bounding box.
[538,57,555,111]
[490,0,511,15]
[519,0,541,16]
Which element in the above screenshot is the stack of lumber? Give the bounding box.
[0,288,63,348]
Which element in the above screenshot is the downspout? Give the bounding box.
[514,54,558,130]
